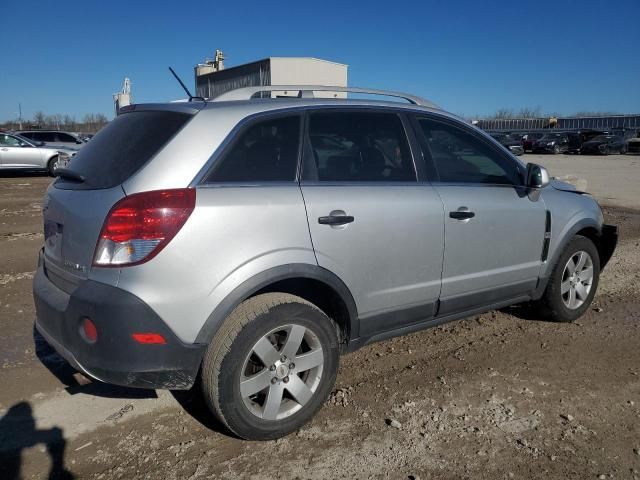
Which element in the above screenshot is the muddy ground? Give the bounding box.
[1,155,639,479]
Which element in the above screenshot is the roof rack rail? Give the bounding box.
[211,85,438,108]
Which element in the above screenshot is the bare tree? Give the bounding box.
[491,108,514,119]
[33,111,46,127]
[517,106,542,118]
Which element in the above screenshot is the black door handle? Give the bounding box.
[318,215,355,226]
[449,211,475,220]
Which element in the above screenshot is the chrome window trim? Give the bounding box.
[191,104,442,188]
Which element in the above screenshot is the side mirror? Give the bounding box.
[20,142,31,148]
[526,163,550,188]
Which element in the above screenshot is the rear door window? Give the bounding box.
[55,110,191,190]
[305,111,416,182]
[204,115,301,183]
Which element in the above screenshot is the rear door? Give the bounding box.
[412,114,547,315]
[300,109,444,335]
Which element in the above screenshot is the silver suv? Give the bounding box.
[33,86,617,440]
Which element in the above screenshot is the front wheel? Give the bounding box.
[201,293,339,440]
[47,156,59,177]
[533,235,600,322]
[553,145,560,154]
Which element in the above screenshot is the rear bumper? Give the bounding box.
[32,255,206,390]
[532,146,555,153]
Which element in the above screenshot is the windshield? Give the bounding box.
[591,135,613,141]
[540,134,563,141]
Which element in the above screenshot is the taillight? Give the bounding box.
[93,188,195,267]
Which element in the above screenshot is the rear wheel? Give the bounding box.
[620,146,627,154]
[533,236,600,322]
[200,293,339,440]
[601,146,609,156]
[553,145,560,154]
[47,156,59,176]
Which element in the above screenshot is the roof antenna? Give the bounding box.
[168,66,205,102]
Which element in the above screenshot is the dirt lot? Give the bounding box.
[1,154,639,480]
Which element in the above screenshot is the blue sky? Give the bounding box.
[2,0,639,121]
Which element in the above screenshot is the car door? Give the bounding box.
[0,134,43,168]
[411,114,547,316]
[300,109,445,336]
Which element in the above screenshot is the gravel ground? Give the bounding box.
[0,154,639,480]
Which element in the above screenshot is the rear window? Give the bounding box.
[55,110,191,190]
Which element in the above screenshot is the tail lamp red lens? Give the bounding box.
[132,333,167,344]
[81,317,98,343]
[93,189,196,267]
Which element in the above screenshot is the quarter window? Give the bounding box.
[417,118,521,185]
[205,115,301,183]
[307,112,416,182]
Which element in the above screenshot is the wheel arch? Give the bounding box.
[194,264,359,349]
[534,217,613,299]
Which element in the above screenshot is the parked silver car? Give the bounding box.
[17,130,85,149]
[0,132,75,175]
[33,86,617,440]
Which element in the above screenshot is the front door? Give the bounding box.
[300,109,445,335]
[0,134,43,168]
[413,115,547,315]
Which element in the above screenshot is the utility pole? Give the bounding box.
[18,103,23,130]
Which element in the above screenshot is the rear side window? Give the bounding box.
[306,111,415,182]
[56,132,78,143]
[205,115,301,183]
[56,111,191,189]
[417,118,521,185]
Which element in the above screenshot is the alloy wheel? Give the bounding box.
[561,250,594,309]
[240,324,324,421]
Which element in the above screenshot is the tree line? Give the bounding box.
[1,112,110,133]
[485,107,619,120]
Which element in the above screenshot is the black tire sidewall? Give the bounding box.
[47,156,58,176]
[217,302,339,440]
[546,236,600,322]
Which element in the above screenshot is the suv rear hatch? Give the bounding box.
[42,109,193,287]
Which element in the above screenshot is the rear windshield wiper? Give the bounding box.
[55,168,86,183]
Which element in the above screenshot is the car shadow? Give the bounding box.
[500,302,551,321]
[170,384,231,436]
[33,326,230,436]
[0,170,49,178]
[0,402,74,480]
[33,326,157,400]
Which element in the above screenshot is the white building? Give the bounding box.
[195,55,348,99]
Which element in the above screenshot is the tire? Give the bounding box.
[533,235,600,322]
[601,146,609,156]
[47,156,59,177]
[621,146,627,155]
[200,293,340,440]
[553,145,560,154]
